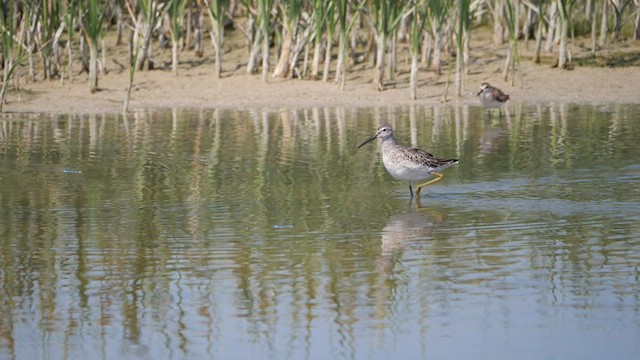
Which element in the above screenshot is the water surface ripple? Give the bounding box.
[1,104,639,359]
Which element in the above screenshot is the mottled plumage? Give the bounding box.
[358,123,459,198]
[478,82,509,116]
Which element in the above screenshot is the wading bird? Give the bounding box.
[478,82,510,117]
[358,123,459,199]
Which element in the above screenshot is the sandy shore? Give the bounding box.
[3,31,640,115]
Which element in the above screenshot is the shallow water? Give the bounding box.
[1,104,639,359]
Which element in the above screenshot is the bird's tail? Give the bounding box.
[437,158,459,171]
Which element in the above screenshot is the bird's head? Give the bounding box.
[358,123,394,149]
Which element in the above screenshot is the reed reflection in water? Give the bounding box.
[0,104,639,359]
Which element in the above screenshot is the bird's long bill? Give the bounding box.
[357,134,377,149]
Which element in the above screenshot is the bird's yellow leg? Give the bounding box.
[415,173,444,196]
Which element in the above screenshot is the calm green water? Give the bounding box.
[1,104,639,360]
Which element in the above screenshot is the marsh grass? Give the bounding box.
[1,0,639,112]
[0,0,26,111]
[123,28,142,113]
[82,0,105,93]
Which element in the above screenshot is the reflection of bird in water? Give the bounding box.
[372,210,444,318]
[479,126,508,157]
[378,211,443,271]
[358,124,458,201]
[478,82,510,117]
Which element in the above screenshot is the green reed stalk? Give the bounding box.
[170,0,188,76]
[259,0,273,82]
[205,0,228,78]
[610,0,633,41]
[336,0,366,90]
[442,54,453,103]
[273,0,301,78]
[124,29,142,113]
[533,0,546,63]
[286,3,315,80]
[455,0,470,96]
[410,0,428,99]
[39,0,62,79]
[426,0,449,75]
[386,0,401,80]
[245,0,262,74]
[22,2,38,81]
[503,0,521,82]
[114,0,125,46]
[136,0,165,71]
[62,0,78,83]
[80,0,104,93]
[0,0,26,112]
[372,0,388,90]
[322,0,336,82]
[492,0,506,45]
[557,0,574,68]
[590,0,598,56]
[371,0,406,90]
[598,0,608,46]
[335,0,348,85]
[310,0,326,80]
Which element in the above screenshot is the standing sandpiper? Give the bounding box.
[358,123,459,199]
[478,82,510,117]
